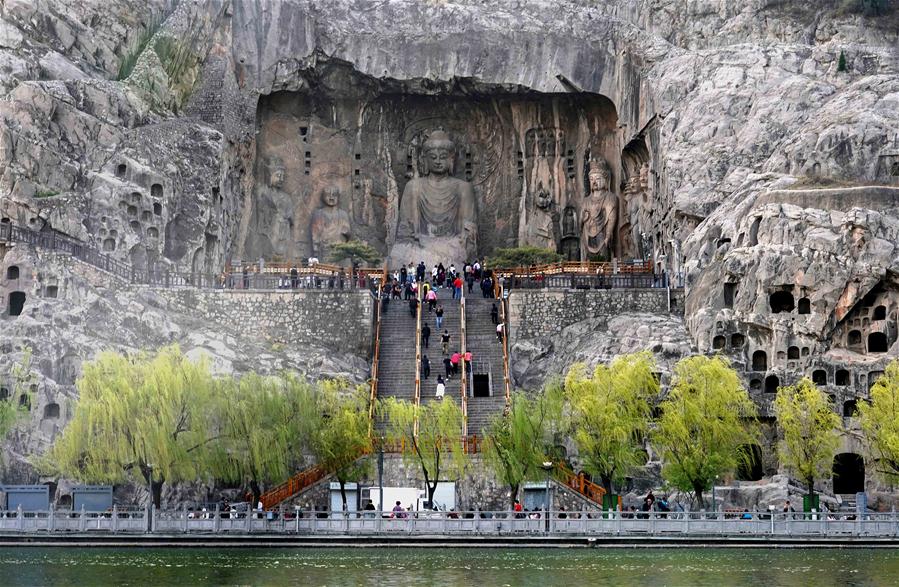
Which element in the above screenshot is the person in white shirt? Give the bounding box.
[435,375,446,399]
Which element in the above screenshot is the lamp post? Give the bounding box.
[378,437,384,517]
[541,461,553,533]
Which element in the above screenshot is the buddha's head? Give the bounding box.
[422,130,455,176]
[320,185,340,207]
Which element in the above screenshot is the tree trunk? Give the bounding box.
[426,480,437,509]
[151,480,164,509]
[694,484,705,511]
[807,478,815,498]
[510,483,520,508]
[601,475,613,495]
[340,479,348,512]
[249,479,261,508]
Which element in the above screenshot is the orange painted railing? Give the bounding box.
[368,263,388,434]
[459,286,468,438]
[493,259,652,278]
[413,281,423,438]
[376,434,482,455]
[493,280,512,405]
[554,463,607,506]
[260,465,328,510]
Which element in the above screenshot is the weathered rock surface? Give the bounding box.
[1,0,898,500]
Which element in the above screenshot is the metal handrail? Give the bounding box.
[494,281,512,404]
[368,263,387,435]
[459,280,468,438]
[413,277,423,438]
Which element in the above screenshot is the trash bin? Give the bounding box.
[803,493,819,513]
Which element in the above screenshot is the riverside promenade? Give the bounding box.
[3,509,899,547]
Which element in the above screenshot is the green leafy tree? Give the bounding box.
[380,397,468,507]
[208,373,318,506]
[484,383,564,507]
[837,49,848,72]
[328,240,382,267]
[487,246,563,269]
[653,355,758,508]
[0,348,36,453]
[311,382,373,511]
[565,352,659,494]
[774,378,841,496]
[857,360,899,484]
[46,345,216,508]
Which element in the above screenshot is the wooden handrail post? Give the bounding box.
[460,283,468,438]
[413,277,422,438]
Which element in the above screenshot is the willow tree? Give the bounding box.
[208,373,318,506]
[774,377,841,497]
[484,382,564,507]
[47,345,216,507]
[380,397,468,508]
[654,355,758,508]
[311,382,373,511]
[565,352,659,494]
[859,360,899,483]
[0,348,35,451]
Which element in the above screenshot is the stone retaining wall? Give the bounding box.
[508,288,676,340]
[147,288,375,356]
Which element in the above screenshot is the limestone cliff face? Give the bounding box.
[1,0,898,483]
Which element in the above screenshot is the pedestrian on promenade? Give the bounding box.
[450,352,461,376]
[436,375,446,399]
[404,281,413,300]
[417,261,426,282]
[490,302,499,325]
[435,305,444,330]
[443,356,453,379]
[392,501,406,519]
[453,275,463,299]
[496,322,503,342]
[400,265,407,284]
[441,330,451,355]
[421,355,430,380]
[427,288,438,312]
[422,324,431,348]
[409,295,419,318]
[473,259,481,279]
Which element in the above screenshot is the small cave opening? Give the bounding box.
[0,387,8,400]
[8,291,26,316]
[147,227,159,239]
[868,332,888,353]
[731,333,745,347]
[131,192,141,204]
[6,265,19,280]
[873,305,887,321]
[843,399,857,417]
[19,394,30,409]
[801,347,810,357]
[116,163,127,178]
[832,453,865,494]
[812,369,827,386]
[836,369,850,386]
[713,335,726,350]
[102,238,116,252]
[848,330,862,346]
[764,374,780,394]
[869,370,885,391]
[723,283,737,309]
[151,183,163,198]
[45,285,58,298]
[153,202,162,215]
[43,402,60,420]
[752,350,767,372]
[788,346,800,360]
[798,297,811,314]
[748,217,761,247]
[770,291,795,313]
[749,378,762,392]
[736,444,763,481]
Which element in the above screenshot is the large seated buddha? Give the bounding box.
[390,131,478,267]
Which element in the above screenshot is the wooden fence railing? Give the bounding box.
[554,463,607,506]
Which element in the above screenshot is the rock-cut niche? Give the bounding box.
[247,64,621,267]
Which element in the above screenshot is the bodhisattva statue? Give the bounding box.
[522,183,557,250]
[581,160,618,259]
[310,185,351,259]
[392,130,477,266]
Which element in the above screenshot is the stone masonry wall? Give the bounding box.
[147,288,375,357]
[508,289,675,341]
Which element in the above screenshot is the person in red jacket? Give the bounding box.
[453,276,463,299]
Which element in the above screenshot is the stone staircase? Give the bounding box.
[463,295,508,433]
[376,287,462,410]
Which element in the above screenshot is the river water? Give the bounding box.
[1,546,895,586]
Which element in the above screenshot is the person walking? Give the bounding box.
[409,295,419,318]
[496,322,504,342]
[421,323,431,348]
[417,261,426,282]
[435,375,446,399]
[453,275,463,300]
[443,356,453,379]
[421,355,430,380]
[463,350,472,372]
[426,288,438,312]
[441,329,451,355]
[435,305,444,330]
[450,352,461,376]
[490,302,499,325]
[400,265,407,284]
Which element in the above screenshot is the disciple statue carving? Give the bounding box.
[310,185,351,258]
[581,159,618,259]
[621,161,651,258]
[256,158,295,256]
[560,206,580,261]
[522,183,558,250]
[392,130,477,265]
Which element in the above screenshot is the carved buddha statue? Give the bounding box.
[310,185,351,259]
[581,159,618,259]
[392,130,477,265]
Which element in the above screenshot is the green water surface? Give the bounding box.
[1,546,896,586]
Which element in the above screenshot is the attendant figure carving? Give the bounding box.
[523,183,558,250]
[310,185,351,258]
[581,159,617,259]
